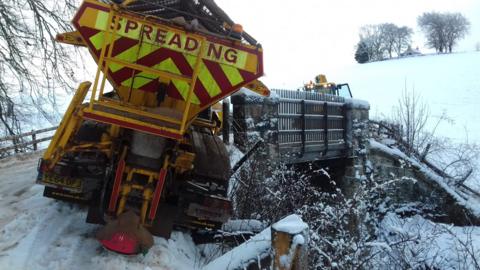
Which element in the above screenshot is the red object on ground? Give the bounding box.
[99,232,139,255]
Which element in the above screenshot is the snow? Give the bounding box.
[292,234,305,246]
[232,87,263,97]
[205,214,308,270]
[226,143,243,166]
[0,152,210,270]
[370,139,480,217]
[0,151,309,270]
[221,219,265,233]
[377,213,480,269]
[334,51,480,144]
[364,241,392,252]
[232,88,279,103]
[344,98,370,110]
[271,214,308,235]
[203,227,271,270]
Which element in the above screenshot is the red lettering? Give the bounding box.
[125,20,138,34]
[168,34,182,48]
[142,25,153,40]
[155,29,167,44]
[109,16,121,31]
[224,49,238,64]
[207,44,222,59]
[185,37,199,52]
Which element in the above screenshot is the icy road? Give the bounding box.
[0,152,207,270]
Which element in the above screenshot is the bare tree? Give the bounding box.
[380,23,398,59]
[360,24,386,61]
[418,12,470,53]
[0,0,79,137]
[444,13,470,53]
[418,12,446,53]
[393,26,413,56]
[358,23,413,61]
[385,87,478,185]
[392,86,429,156]
[427,136,480,186]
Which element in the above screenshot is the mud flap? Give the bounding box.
[149,203,178,238]
[86,189,106,225]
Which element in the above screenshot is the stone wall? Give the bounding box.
[369,144,480,225]
[337,99,371,198]
[231,92,279,157]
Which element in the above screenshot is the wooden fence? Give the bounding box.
[0,126,57,156]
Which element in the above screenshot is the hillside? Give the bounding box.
[333,52,480,144]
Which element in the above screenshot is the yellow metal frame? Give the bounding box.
[56,31,86,47]
[115,154,171,224]
[86,6,207,140]
[43,82,92,167]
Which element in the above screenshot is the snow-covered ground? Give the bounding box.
[333,51,480,144]
[0,153,209,270]
[375,213,480,269]
[0,150,288,270]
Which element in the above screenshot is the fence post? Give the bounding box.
[272,215,309,270]
[32,130,37,151]
[12,137,19,153]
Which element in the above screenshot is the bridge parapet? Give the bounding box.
[231,89,369,164]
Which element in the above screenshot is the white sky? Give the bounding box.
[216,0,480,88]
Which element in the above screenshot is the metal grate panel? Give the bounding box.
[274,89,347,158]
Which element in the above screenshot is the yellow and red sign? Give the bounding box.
[72,0,263,108]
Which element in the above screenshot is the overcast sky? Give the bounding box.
[216,0,480,88]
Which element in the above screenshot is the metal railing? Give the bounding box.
[0,126,57,156]
[274,89,347,161]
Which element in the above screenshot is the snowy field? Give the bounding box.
[332,51,480,144]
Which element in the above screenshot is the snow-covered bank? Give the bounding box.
[0,153,204,270]
[375,213,480,269]
[370,139,480,218]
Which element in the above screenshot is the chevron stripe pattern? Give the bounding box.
[72,0,263,107]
